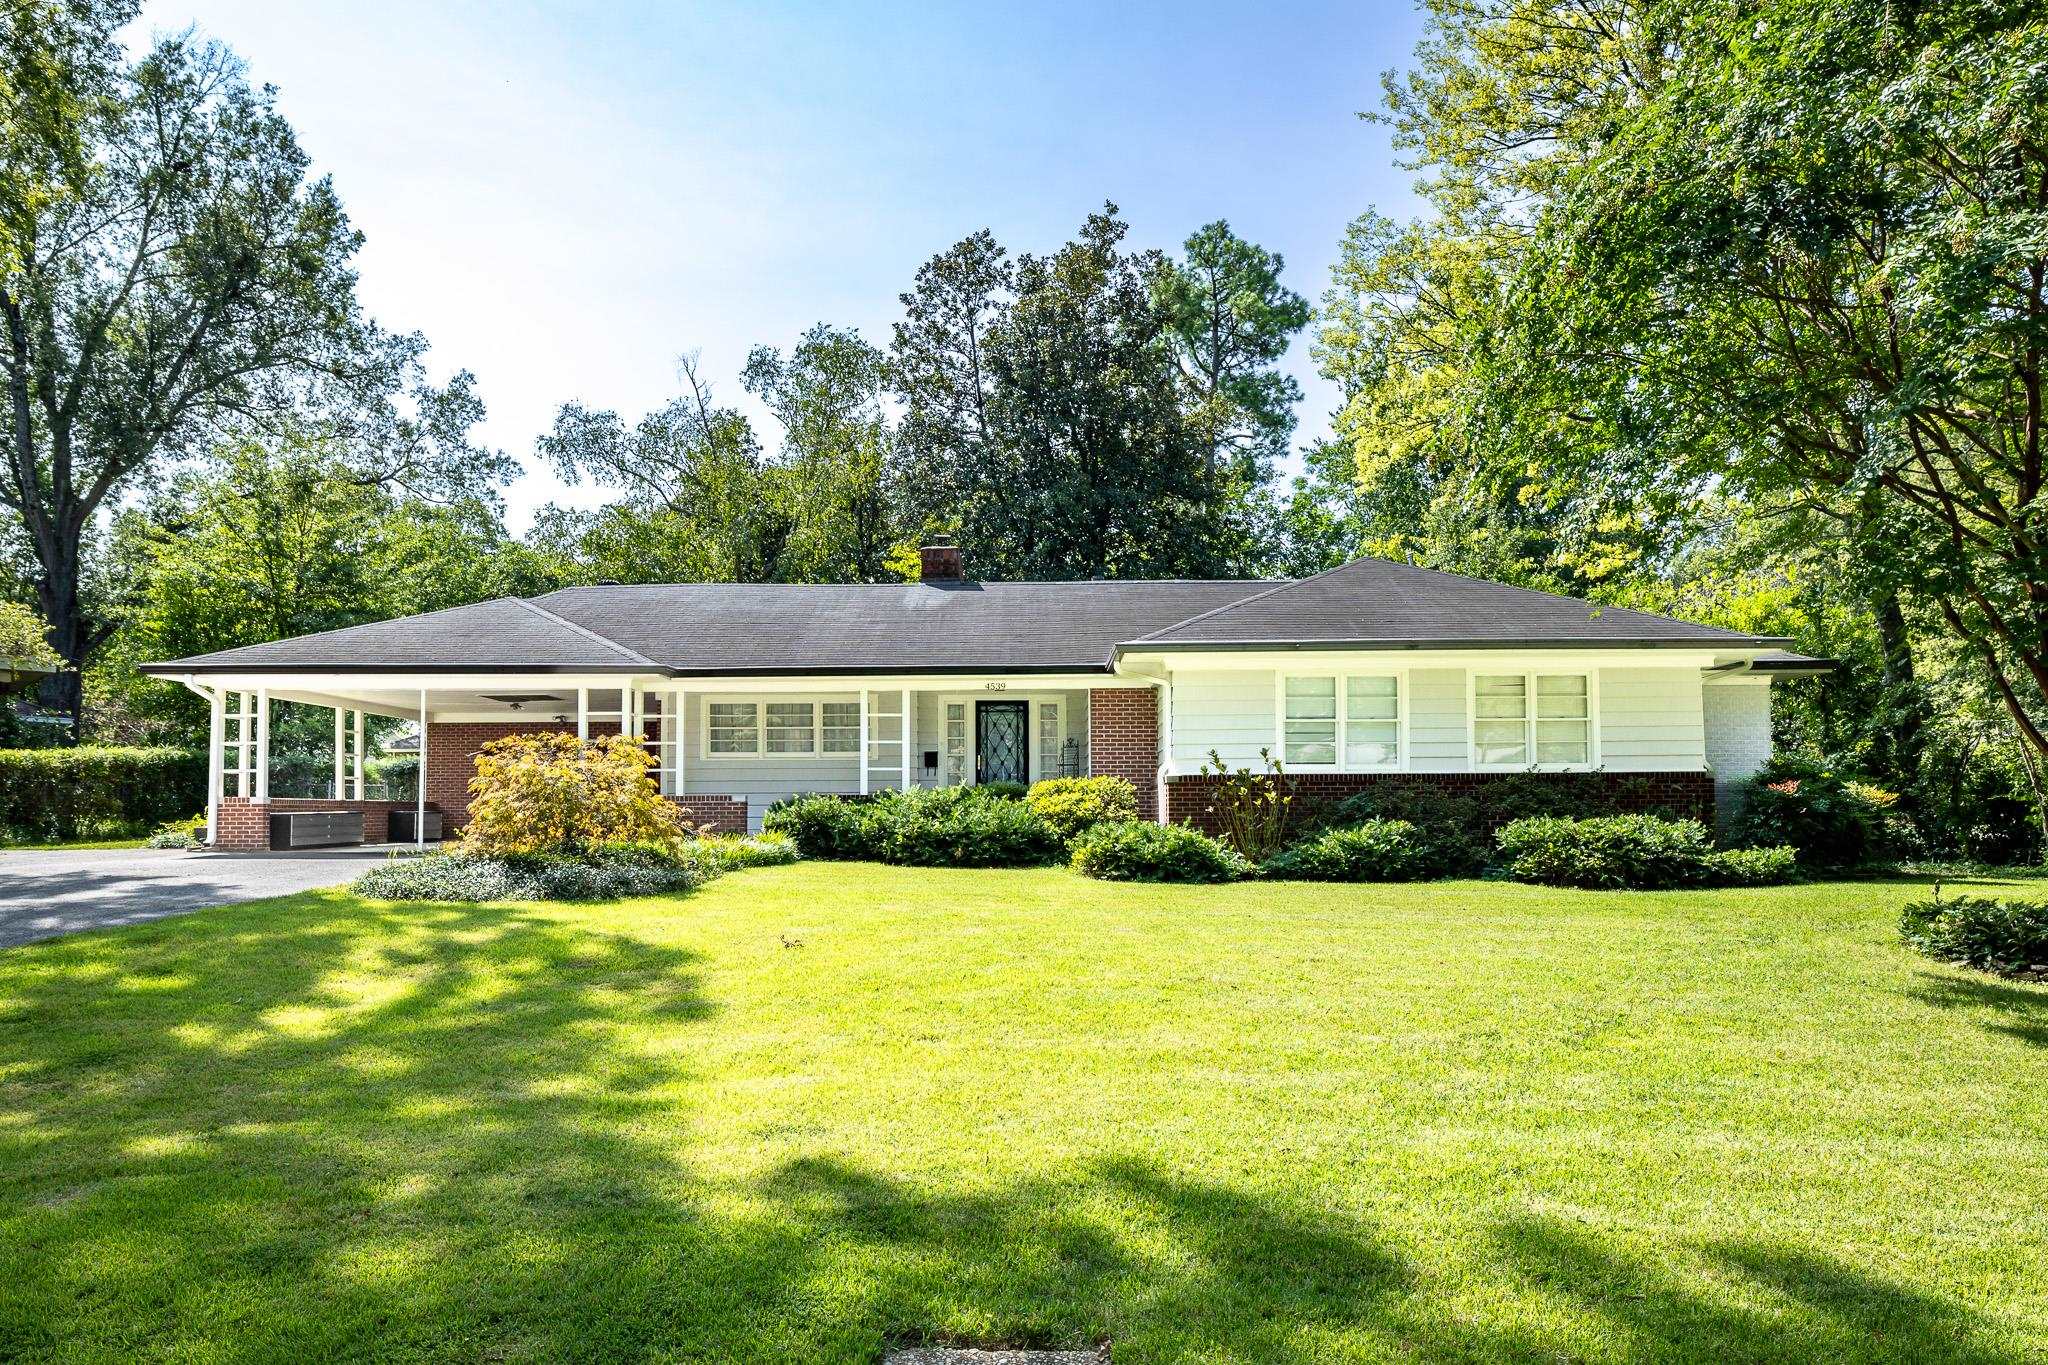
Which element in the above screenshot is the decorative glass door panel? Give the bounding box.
[975,701,1029,786]
[942,701,969,786]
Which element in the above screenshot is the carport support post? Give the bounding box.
[415,689,428,849]
[332,708,345,798]
[254,688,270,804]
[352,711,365,799]
[206,686,224,846]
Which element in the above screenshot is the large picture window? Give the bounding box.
[1473,673,1592,768]
[703,697,865,759]
[1281,674,1401,770]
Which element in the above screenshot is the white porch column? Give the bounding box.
[576,687,588,741]
[333,708,346,798]
[900,687,913,791]
[1156,678,1172,826]
[674,687,686,796]
[416,689,428,849]
[352,711,365,799]
[235,692,253,796]
[206,686,224,845]
[254,688,270,803]
[858,689,870,796]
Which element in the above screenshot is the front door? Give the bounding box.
[975,700,1029,786]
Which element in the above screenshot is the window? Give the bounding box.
[1282,674,1401,769]
[1473,675,1528,766]
[1037,700,1063,779]
[1535,675,1590,765]
[1283,676,1339,766]
[765,702,815,754]
[821,702,861,754]
[708,702,758,755]
[705,697,871,758]
[1474,673,1592,768]
[1345,676,1399,768]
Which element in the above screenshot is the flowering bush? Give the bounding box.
[460,733,688,857]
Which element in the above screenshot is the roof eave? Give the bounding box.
[1117,636,1782,655]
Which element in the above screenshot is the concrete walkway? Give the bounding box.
[0,846,403,949]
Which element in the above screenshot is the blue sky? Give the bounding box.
[131,1,1429,530]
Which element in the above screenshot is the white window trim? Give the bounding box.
[1466,670,1600,772]
[699,694,865,760]
[1274,670,1407,773]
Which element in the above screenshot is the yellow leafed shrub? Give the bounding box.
[461,732,687,856]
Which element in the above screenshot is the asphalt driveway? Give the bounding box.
[0,846,397,948]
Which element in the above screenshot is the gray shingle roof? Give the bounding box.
[143,596,656,673]
[1131,558,1770,649]
[143,558,1797,676]
[530,580,1273,673]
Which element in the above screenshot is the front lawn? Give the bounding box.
[2,865,2044,1361]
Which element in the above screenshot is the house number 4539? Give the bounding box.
[983,682,1007,691]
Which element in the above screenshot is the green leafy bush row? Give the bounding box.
[1494,815,1797,890]
[0,747,204,842]
[764,786,1064,867]
[1069,820,1251,883]
[1260,818,1450,882]
[1901,896,2048,977]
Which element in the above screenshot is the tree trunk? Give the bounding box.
[1872,588,1928,788]
[32,552,89,743]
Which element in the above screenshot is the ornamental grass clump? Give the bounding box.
[461,732,688,858]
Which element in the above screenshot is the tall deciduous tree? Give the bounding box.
[0,30,507,732]
[741,324,895,582]
[538,353,789,583]
[892,206,1288,580]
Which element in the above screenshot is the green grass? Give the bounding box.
[2,865,2045,1362]
[0,836,149,851]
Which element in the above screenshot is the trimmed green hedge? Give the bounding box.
[763,788,1062,868]
[1262,818,1447,882]
[1069,820,1251,883]
[0,747,204,842]
[1495,814,1799,890]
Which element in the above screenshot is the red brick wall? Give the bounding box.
[1165,770,1716,833]
[212,796,428,851]
[1089,687,1162,820]
[673,795,749,835]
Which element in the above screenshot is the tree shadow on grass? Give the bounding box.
[1907,970,2048,1048]
[1491,1216,2014,1364]
[0,892,2029,1362]
[0,892,729,1360]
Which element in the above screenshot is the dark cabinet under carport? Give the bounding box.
[268,810,364,850]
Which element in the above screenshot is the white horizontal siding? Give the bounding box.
[1169,669,1275,769]
[1408,667,1467,771]
[1597,667,1706,770]
[684,693,863,831]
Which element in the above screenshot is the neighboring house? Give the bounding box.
[141,541,1829,849]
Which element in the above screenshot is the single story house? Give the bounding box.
[142,542,1829,850]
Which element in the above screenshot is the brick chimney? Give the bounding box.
[919,536,965,582]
